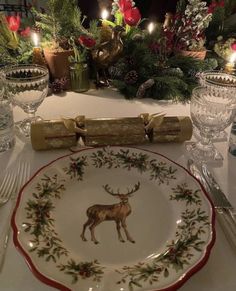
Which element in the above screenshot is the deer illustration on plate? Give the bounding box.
[80,182,140,244]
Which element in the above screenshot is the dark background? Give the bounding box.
[136,0,178,22]
[78,0,179,25]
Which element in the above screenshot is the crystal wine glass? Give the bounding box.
[3,64,49,137]
[198,70,236,140]
[186,86,235,162]
[199,70,236,101]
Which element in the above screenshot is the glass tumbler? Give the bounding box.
[69,62,90,93]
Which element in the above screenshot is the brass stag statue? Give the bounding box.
[91,25,124,86]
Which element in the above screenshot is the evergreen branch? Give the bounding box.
[88,20,101,41]
[0,46,17,64]
[167,55,214,75]
[151,75,191,102]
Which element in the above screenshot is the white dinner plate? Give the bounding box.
[12,146,215,291]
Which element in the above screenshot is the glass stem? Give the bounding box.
[200,134,211,146]
[197,131,214,151]
[28,111,35,120]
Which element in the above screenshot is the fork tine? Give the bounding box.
[0,161,30,272]
[0,172,17,200]
[3,175,17,198]
[0,173,11,195]
[16,162,30,194]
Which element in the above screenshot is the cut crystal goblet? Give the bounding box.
[198,70,236,139]
[3,64,49,137]
[186,87,235,162]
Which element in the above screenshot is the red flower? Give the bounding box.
[218,0,225,7]
[79,35,96,48]
[6,15,21,32]
[118,0,132,13]
[123,7,141,26]
[208,0,224,13]
[231,43,236,51]
[20,26,30,37]
[208,1,217,13]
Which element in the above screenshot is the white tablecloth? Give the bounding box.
[0,88,236,291]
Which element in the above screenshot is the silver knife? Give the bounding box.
[201,163,236,222]
[188,159,236,251]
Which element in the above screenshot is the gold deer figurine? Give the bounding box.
[81,182,140,244]
[91,25,124,87]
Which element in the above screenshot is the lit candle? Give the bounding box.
[101,9,109,20]
[147,22,155,34]
[32,32,40,47]
[101,9,110,27]
[225,52,236,74]
[31,32,46,66]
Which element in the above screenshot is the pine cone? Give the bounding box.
[124,70,138,85]
[50,78,68,94]
[125,56,135,67]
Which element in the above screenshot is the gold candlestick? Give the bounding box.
[225,52,236,75]
[32,47,47,66]
[31,32,47,66]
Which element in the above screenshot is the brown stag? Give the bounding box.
[80,182,140,244]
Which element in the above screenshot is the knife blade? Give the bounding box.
[201,163,236,222]
[187,159,236,251]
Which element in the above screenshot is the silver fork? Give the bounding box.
[0,161,30,272]
[0,171,17,207]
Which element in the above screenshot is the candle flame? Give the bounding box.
[32,32,39,47]
[101,9,109,20]
[148,22,155,34]
[229,52,236,64]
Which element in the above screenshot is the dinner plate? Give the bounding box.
[12,147,215,291]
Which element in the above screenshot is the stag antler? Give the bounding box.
[103,182,140,196]
[125,182,140,196]
[103,184,120,196]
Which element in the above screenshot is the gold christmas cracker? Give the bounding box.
[31,120,77,150]
[30,114,192,150]
[150,116,193,142]
[83,117,147,146]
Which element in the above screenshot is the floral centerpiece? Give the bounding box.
[32,0,99,81]
[0,0,232,101]
[108,0,217,101]
[171,0,213,59]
